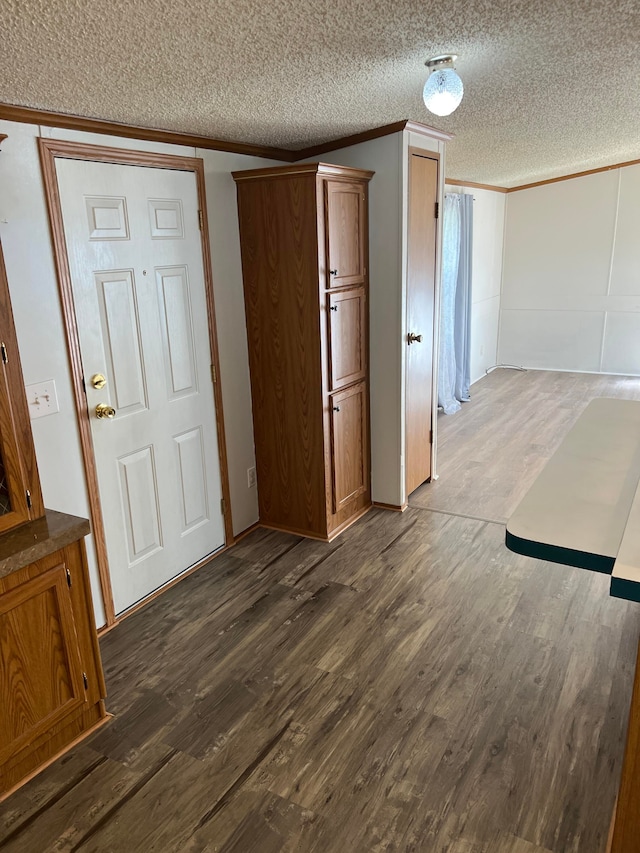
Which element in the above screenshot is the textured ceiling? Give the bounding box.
[2,0,639,186]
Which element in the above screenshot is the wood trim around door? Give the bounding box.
[37,137,235,627]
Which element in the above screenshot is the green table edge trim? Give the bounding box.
[505,529,615,575]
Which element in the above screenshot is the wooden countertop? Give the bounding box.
[0,509,90,579]
[506,397,640,602]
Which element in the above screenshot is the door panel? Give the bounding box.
[330,382,367,512]
[326,181,366,289]
[328,287,366,391]
[156,266,198,399]
[95,269,148,414]
[148,198,184,239]
[405,152,438,496]
[0,564,85,764]
[56,159,225,615]
[117,445,163,563]
[174,426,209,534]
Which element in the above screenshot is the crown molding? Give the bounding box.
[0,103,296,162]
[403,120,454,143]
[0,105,456,165]
[507,157,640,192]
[294,119,453,160]
[232,161,375,183]
[14,101,634,190]
[445,178,508,193]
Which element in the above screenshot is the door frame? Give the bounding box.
[38,138,234,628]
[404,146,441,500]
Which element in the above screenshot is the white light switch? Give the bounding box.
[26,379,59,419]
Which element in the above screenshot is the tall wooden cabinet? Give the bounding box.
[0,241,107,800]
[0,245,45,534]
[233,163,374,540]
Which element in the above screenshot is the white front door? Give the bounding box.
[56,158,225,615]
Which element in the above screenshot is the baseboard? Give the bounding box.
[234,521,261,542]
[373,501,408,512]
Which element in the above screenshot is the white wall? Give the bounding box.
[499,164,640,374]
[445,185,506,385]
[0,118,277,626]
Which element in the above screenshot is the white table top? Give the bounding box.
[506,398,640,595]
[611,480,640,601]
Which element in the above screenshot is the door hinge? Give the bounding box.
[198,209,204,230]
[66,567,72,588]
[0,342,7,364]
[434,201,439,219]
[211,364,217,383]
[221,497,226,515]
[83,672,89,690]
[25,489,32,509]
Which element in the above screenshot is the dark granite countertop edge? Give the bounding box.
[0,509,90,580]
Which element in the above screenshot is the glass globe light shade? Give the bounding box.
[423,67,464,116]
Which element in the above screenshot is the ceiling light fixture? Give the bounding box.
[423,55,463,117]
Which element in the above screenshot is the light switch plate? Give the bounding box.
[26,379,59,419]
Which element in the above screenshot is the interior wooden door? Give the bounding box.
[55,159,225,615]
[405,150,438,496]
[325,181,366,289]
[327,287,366,391]
[0,563,85,765]
[330,382,367,512]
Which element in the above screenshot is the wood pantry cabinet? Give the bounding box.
[233,163,374,540]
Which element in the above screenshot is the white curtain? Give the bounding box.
[438,192,473,414]
[455,194,473,403]
[438,194,462,414]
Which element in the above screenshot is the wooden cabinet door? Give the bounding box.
[325,181,366,289]
[327,287,366,391]
[330,382,367,513]
[0,242,44,533]
[0,563,86,765]
[0,367,31,533]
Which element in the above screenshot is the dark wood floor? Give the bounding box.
[3,369,640,852]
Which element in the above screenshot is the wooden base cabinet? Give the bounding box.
[233,163,374,540]
[0,513,108,800]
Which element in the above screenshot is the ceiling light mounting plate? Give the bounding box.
[425,54,458,71]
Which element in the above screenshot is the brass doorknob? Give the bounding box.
[408,332,423,344]
[95,403,116,419]
[91,373,107,389]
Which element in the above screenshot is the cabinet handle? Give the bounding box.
[330,305,338,311]
[329,269,338,276]
[333,406,340,412]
